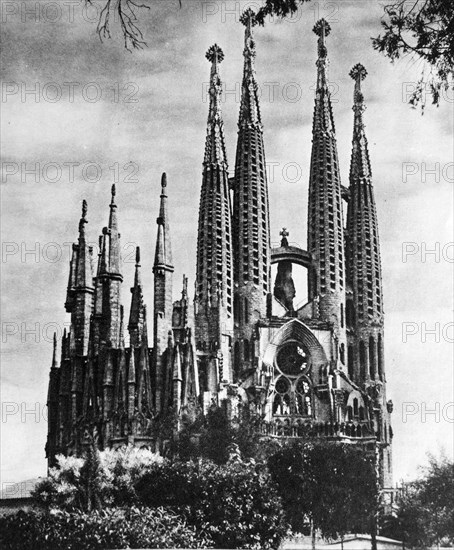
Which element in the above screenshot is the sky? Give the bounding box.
[1,0,453,487]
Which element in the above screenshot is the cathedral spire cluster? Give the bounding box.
[46,15,392,490]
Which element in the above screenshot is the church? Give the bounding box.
[46,12,393,489]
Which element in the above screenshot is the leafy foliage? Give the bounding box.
[0,506,212,550]
[135,456,289,549]
[382,453,454,548]
[33,444,163,511]
[176,404,268,464]
[268,439,378,540]
[372,0,453,111]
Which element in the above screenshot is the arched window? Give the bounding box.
[272,375,312,417]
[244,339,250,362]
[359,341,366,380]
[353,397,359,417]
[348,345,354,379]
[378,334,384,380]
[234,295,240,323]
[234,342,240,375]
[244,298,249,323]
[346,299,356,328]
[369,336,375,378]
[273,377,291,415]
[340,303,344,328]
[340,343,345,364]
[296,377,312,416]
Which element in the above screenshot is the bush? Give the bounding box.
[33,445,163,511]
[0,506,213,550]
[135,456,289,549]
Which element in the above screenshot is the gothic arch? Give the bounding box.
[262,318,328,371]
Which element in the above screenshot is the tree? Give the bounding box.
[268,440,379,548]
[135,456,289,549]
[0,507,213,550]
[372,1,453,111]
[381,453,454,549]
[418,453,454,547]
[33,444,163,511]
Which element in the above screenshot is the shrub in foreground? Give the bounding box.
[0,506,213,550]
[135,457,289,549]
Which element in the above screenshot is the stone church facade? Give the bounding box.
[46,13,393,489]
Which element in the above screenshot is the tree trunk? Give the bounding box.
[371,521,377,550]
[311,520,316,550]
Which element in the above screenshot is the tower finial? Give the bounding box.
[206,44,224,64]
[78,200,88,235]
[110,184,116,204]
[350,63,367,112]
[313,19,331,91]
[161,172,167,188]
[135,246,140,266]
[240,8,257,28]
[313,18,331,41]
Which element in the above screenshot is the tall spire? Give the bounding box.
[75,200,93,290]
[312,19,335,134]
[204,44,228,168]
[307,20,346,363]
[69,200,94,356]
[128,246,144,348]
[51,332,58,369]
[232,10,270,378]
[238,8,261,126]
[108,185,122,278]
[153,173,174,413]
[154,173,173,270]
[101,186,123,348]
[346,64,384,384]
[196,45,234,395]
[349,63,372,181]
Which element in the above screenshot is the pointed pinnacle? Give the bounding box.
[135,246,140,265]
[79,200,88,235]
[51,332,58,369]
[161,172,167,188]
[182,274,188,298]
[111,184,116,203]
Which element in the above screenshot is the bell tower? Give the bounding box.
[195,44,234,404]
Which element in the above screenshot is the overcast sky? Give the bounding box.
[1,0,453,487]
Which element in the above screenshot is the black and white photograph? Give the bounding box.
[1,0,453,548]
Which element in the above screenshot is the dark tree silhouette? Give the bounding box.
[372,0,454,111]
[87,0,181,51]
